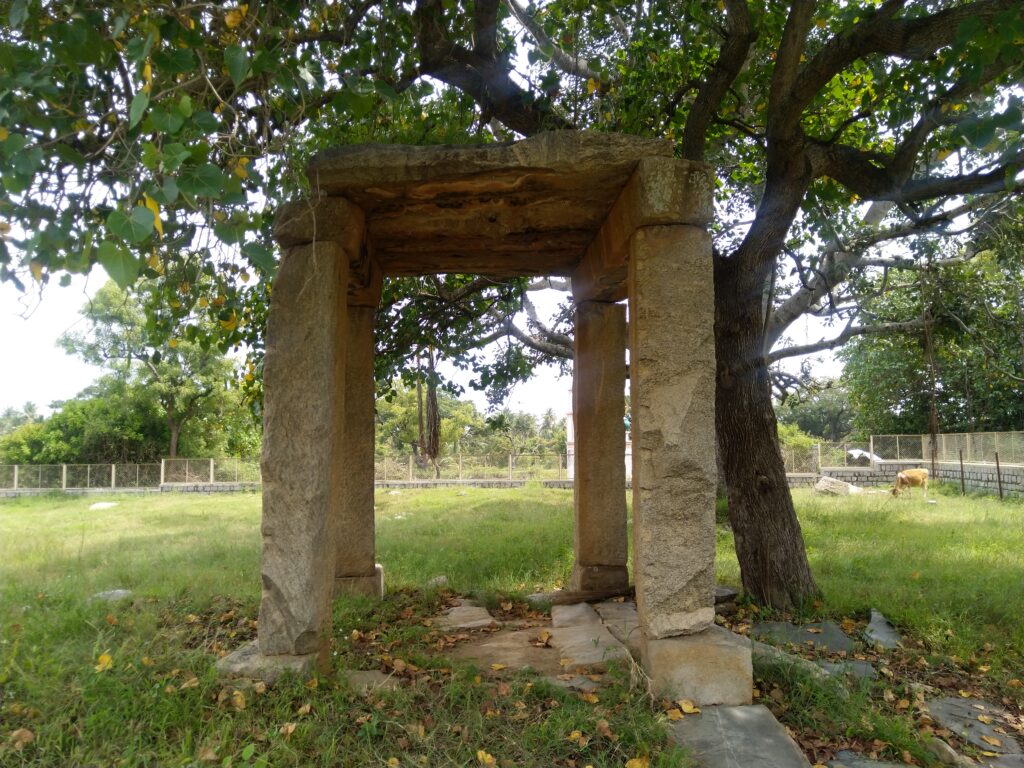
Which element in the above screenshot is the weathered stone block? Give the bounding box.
[334,563,384,600]
[216,640,317,685]
[628,225,717,640]
[259,241,347,658]
[643,625,753,706]
[571,301,628,593]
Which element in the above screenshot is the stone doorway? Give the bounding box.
[219,131,751,705]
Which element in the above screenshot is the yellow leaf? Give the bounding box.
[143,194,163,238]
[1008,679,1022,688]
[9,728,35,751]
[387,759,400,768]
[978,715,994,724]
[304,677,318,690]
[666,708,684,721]
[568,730,583,742]
[297,703,311,716]
[231,689,246,710]
[280,722,296,740]
[179,674,200,690]
[677,699,701,714]
[476,750,496,766]
[0,127,9,141]
[197,745,218,762]
[490,663,507,671]
[169,338,179,348]
[219,310,238,332]
[141,656,154,667]
[231,157,250,179]
[29,260,43,282]
[625,758,650,768]
[225,5,248,29]
[579,692,599,704]
[143,60,152,84]
[814,18,826,27]
[95,652,113,673]
[980,735,1003,747]
[586,78,599,95]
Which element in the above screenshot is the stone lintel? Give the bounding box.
[274,196,365,252]
[628,225,717,640]
[573,157,714,302]
[643,625,753,706]
[216,640,319,685]
[334,564,385,600]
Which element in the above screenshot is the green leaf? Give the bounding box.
[177,94,193,118]
[9,0,28,29]
[144,107,184,135]
[224,45,250,87]
[107,207,155,244]
[152,47,197,74]
[129,92,149,128]
[192,111,220,133]
[177,163,224,197]
[97,240,140,289]
[241,242,276,273]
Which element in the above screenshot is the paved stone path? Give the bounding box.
[864,610,902,650]
[751,621,856,654]
[669,705,811,767]
[928,697,1023,757]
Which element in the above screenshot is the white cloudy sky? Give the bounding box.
[0,272,839,418]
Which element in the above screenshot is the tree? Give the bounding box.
[3,1,1022,606]
[777,381,854,441]
[59,281,243,457]
[0,402,41,437]
[841,216,1024,435]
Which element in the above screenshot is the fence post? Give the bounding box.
[869,435,875,468]
[136,464,140,488]
[62,464,67,490]
[86,464,91,488]
[209,458,215,484]
[111,464,116,489]
[160,458,166,485]
[13,465,18,491]
[508,454,513,480]
[815,444,821,473]
[558,453,562,480]
[408,455,413,482]
[458,452,463,481]
[995,452,1004,500]
[959,449,965,495]
[383,457,388,483]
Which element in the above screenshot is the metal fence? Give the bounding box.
[0,453,570,490]
[871,431,1024,466]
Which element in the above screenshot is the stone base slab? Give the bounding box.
[670,704,810,767]
[215,640,317,685]
[334,563,384,599]
[570,564,629,592]
[643,625,753,706]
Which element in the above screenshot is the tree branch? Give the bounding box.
[504,0,616,84]
[766,318,925,365]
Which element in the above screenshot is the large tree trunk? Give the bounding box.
[715,260,820,609]
[168,419,181,459]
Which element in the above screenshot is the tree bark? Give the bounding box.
[168,419,181,459]
[715,258,820,609]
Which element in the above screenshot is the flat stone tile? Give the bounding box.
[437,605,497,630]
[816,660,878,681]
[549,622,629,671]
[714,585,739,604]
[864,610,902,650]
[752,621,855,654]
[447,628,566,677]
[551,603,602,627]
[830,750,904,767]
[592,600,642,656]
[669,705,811,768]
[929,697,1022,755]
[344,670,401,693]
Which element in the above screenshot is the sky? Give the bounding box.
[0,273,838,419]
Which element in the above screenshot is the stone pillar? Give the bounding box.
[570,301,629,593]
[628,225,751,706]
[334,300,384,598]
[218,239,348,683]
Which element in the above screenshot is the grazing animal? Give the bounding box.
[892,468,929,497]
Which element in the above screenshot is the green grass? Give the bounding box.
[1,483,1022,766]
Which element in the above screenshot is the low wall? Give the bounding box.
[812,459,1023,497]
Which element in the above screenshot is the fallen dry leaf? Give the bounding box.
[490,663,507,672]
[625,758,650,768]
[95,652,113,673]
[476,749,496,766]
[280,723,296,740]
[196,745,218,762]
[677,699,701,714]
[666,708,684,721]
[579,692,599,704]
[980,735,1003,747]
[8,728,34,751]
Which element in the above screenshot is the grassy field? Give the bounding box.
[0,484,1022,766]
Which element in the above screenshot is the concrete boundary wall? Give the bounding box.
[789,460,1024,497]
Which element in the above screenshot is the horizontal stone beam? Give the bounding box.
[274,196,365,254]
[572,157,714,303]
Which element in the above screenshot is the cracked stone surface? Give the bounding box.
[816,659,878,680]
[669,705,811,767]
[447,628,566,677]
[592,600,642,657]
[549,622,630,671]
[928,697,1023,755]
[864,610,902,650]
[830,750,904,767]
[751,621,855,654]
[343,670,401,693]
[551,603,602,627]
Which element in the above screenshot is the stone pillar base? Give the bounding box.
[215,640,317,685]
[334,563,384,599]
[570,564,629,592]
[642,625,752,706]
